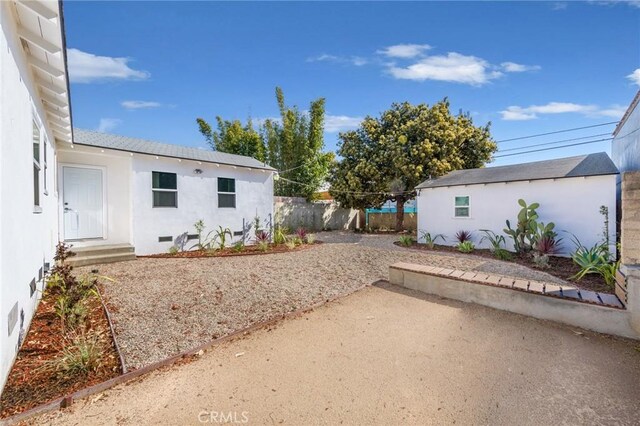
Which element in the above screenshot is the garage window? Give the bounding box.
[454,196,470,218]
[152,171,177,207]
[218,177,236,208]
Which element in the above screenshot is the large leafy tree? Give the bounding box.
[197,87,333,200]
[329,100,497,231]
[196,117,266,162]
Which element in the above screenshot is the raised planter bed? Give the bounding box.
[141,241,321,259]
[0,285,122,418]
[394,241,613,294]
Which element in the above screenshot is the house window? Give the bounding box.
[152,171,177,208]
[218,177,236,208]
[454,196,470,218]
[32,120,41,210]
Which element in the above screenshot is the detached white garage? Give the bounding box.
[415,153,618,256]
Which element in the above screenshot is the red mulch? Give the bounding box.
[395,242,613,294]
[0,290,122,418]
[142,241,321,259]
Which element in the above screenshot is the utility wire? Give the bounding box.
[493,137,612,158]
[496,121,618,144]
[277,176,414,196]
[497,132,612,153]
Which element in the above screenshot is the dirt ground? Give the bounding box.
[33,283,640,426]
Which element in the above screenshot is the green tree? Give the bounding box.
[263,87,333,199]
[196,117,266,162]
[197,87,333,200]
[329,100,497,231]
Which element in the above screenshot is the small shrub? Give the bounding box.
[168,246,179,255]
[214,226,232,250]
[190,220,216,250]
[273,226,288,245]
[533,253,550,269]
[50,331,105,377]
[419,230,445,249]
[598,260,620,288]
[285,240,296,250]
[398,235,413,247]
[457,241,475,253]
[257,241,269,252]
[306,234,316,244]
[232,241,245,253]
[295,228,308,243]
[494,248,512,261]
[255,230,270,244]
[570,236,609,281]
[535,235,561,255]
[455,230,473,243]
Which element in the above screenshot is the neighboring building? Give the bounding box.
[1,0,72,394]
[415,153,618,256]
[612,90,640,176]
[60,130,275,255]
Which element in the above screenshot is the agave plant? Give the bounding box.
[569,235,609,281]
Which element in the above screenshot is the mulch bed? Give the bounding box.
[0,288,122,418]
[395,242,613,294]
[141,241,321,258]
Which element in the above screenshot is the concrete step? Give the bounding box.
[69,243,135,257]
[67,252,137,267]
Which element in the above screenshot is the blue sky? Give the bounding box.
[64,1,640,167]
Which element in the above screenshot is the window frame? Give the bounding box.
[217,177,236,209]
[43,135,48,196]
[152,171,178,208]
[32,120,42,212]
[454,195,470,218]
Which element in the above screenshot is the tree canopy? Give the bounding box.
[329,99,497,230]
[197,87,333,200]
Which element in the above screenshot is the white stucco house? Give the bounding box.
[0,0,275,395]
[415,153,618,256]
[60,129,275,256]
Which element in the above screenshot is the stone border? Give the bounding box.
[389,263,638,340]
[0,282,371,426]
[390,262,624,308]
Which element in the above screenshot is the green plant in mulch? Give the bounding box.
[457,241,475,253]
[418,230,445,249]
[398,235,413,247]
[47,330,106,377]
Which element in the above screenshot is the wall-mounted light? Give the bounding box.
[194,168,203,175]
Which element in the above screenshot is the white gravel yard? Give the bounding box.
[85,232,569,370]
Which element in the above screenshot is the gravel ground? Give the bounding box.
[85,231,569,370]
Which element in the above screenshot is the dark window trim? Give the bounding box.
[218,177,236,209]
[152,171,178,208]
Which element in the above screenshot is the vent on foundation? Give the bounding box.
[158,236,173,242]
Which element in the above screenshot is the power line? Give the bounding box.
[277,176,414,197]
[497,132,612,153]
[493,137,612,158]
[496,121,618,144]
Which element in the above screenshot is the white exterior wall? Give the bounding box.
[57,145,133,247]
[416,175,617,256]
[612,96,640,175]
[131,155,274,255]
[0,3,60,393]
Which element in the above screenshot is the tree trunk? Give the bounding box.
[395,198,405,232]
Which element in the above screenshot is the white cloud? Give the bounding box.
[500,102,626,121]
[325,115,363,132]
[589,0,640,8]
[552,2,568,10]
[501,62,541,73]
[96,118,121,133]
[67,48,149,83]
[627,68,640,86]
[306,54,368,66]
[388,52,503,86]
[121,100,163,110]
[377,44,432,59]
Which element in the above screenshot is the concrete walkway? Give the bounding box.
[35,283,640,425]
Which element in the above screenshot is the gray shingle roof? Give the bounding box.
[73,128,276,171]
[416,152,618,189]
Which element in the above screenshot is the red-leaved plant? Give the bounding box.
[255,230,269,243]
[455,230,473,243]
[295,227,308,242]
[535,235,561,255]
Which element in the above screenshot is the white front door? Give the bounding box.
[63,166,104,240]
